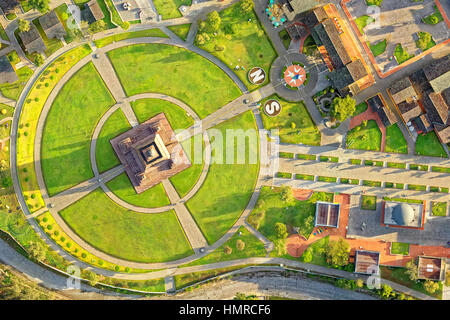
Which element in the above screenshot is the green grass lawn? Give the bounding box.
[361,195,376,210]
[394,44,415,65]
[7,51,20,66]
[96,109,131,173]
[415,131,447,158]
[387,162,406,169]
[170,135,204,198]
[0,66,33,100]
[168,24,191,41]
[300,236,329,266]
[0,104,14,121]
[385,124,407,154]
[248,186,333,241]
[94,28,168,48]
[431,202,447,216]
[41,62,116,196]
[130,98,194,129]
[186,111,259,244]
[355,15,375,34]
[353,102,368,116]
[59,188,193,262]
[279,29,290,50]
[390,242,409,255]
[183,226,266,266]
[368,39,387,57]
[153,0,192,19]
[17,45,92,212]
[260,95,320,146]
[431,166,450,173]
[106,172,170,208]
[104,0,129,29]
[196,2,277,90]
[380,266,443,299]
[0,24,9,41]
[108,43,241,119]
[346,120,381,151]
[277,172,292,178]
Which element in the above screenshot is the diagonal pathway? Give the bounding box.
[47,165,124,212]
[161,179,208,251]
[91,52,139,127]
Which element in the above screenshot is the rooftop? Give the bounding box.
[354,250,380,275]
[110,113,191,194]
[417,256,446,281]
[85,0,105,21]
[19,24,47,54]
[0,0,19,15]
[383,201,423,229]
[314,201,340,228]
[39,10,67,39]
[0,55,18,84]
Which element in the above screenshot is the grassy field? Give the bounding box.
[394,44,415,65]
[153,0,192,19]
[368,39,387,57]
[94,28,168,48]
[260,95,320,146]
[346,120,381,151]
[59,188,193,262]
[380,266,443,299]
[415,131,447,158]
[41,62,116,196]
[36,211,152,273]
[0,66,33,101]
[96,109,131,173]
[300,236,329,266]
[130,98,194,129]
[186,111,259,244]
[183,226,266,266]
[355,15,375,34]
[169,135,204,198]
[385,124,407,154]
[17,45,92,212]
[248,186,333,241]
[431,201,447,216]
[108,43,241,119]
[168,24,191,41]
[106,173,170,208]
[390,242,409,255]
[195,2,277,91]
[361,195,376,210]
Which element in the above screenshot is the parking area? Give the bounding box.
[344,0,449,74]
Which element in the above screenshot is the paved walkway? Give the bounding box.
[161,179,208,251]
[0,94,16,107]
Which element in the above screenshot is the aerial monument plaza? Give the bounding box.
[111,113,191,193]
[0,0,449,303]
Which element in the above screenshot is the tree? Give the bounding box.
[88,20,106,34]
[2,176,12,188]
[325,238,350,267]
[18,19,30,32]
[204,11,221,33]
[380,284,393,299]
[240,0,254,13]
[280,186,293,202]
[301,247,313,263]
[28,0,50,13]
[224,245,232,255]
[195,34,205,45]
[356,279,364,288]
[274,222,288,239]
[423,280,439,294]
[416,32,432,51]
[405,260,418,281]
[34,54,45,66]
[330,96,357,122]
[236,239,245,251]
[27,241,46,262]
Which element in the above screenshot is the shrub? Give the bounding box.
[301,247,313,263]
[53,230,59,236]
[424,280,439,294]
[248,210,265,229]
[224,245,232,255]
[81,252,87,258]
[236,239,245,251]
[46,224,52,230]
[60,236,66,242]
[42,217,48,223]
